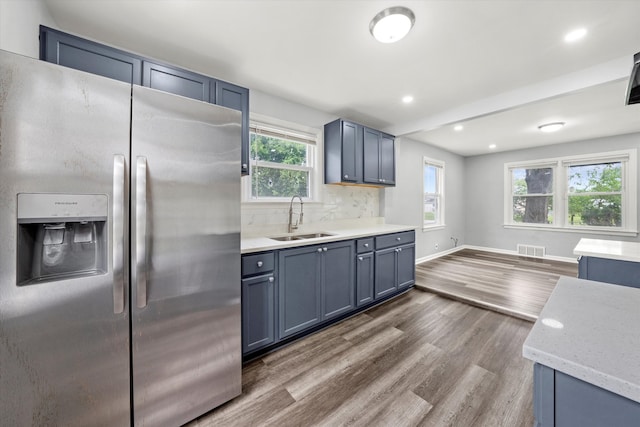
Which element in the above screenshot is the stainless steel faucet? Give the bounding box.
[288,195,304,233]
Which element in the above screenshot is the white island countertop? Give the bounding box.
[574,238,640,263]
[523,276,640,403]
[241,222,417,254]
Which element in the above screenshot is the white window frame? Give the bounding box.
[243,115,321,203]
[423,157,445,231]
[503,149,637,236]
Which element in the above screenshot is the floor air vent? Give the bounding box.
[517,244,545,258]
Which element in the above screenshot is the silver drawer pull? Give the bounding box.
[317,248,323,253]
[358,256,363,261]
[396,237,401,241]
[364,243,369,248]
[323,247,328,252]
[268,277,274,283]
[257,261,263,267]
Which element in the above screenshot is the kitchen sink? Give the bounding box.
[269,232,334,241]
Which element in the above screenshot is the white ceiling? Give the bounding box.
[43,0,640,156]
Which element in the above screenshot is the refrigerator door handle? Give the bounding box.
[136,156,148,308]
[113,155,125,314]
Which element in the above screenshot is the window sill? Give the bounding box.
[422,224,446,232]
[503,224,638,237]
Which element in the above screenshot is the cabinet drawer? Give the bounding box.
[376,231,415,250]
[242,252,275,277]
[356,238,374,253]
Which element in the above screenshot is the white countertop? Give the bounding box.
[574,238,640,263]
[523,276,640,403]
[241,223,417,254]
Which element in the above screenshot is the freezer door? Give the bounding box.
[130,85,242,426]
[0,50,131,425]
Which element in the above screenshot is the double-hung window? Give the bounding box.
[423,157,445,229]
[504,149,637,235]
[247,122,317,201]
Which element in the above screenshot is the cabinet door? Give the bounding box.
[379,133,395,185]
[242,273,275,354]
[278,246,322,339]
[363,127,381,184]
[375,247,397,299]
[142,61,210,101]
[341,121,361,182]
[215,81,250,175]
[356,252,374,306]
[397,244,415,289]
[322,241,355,319]
[40,26,142,84]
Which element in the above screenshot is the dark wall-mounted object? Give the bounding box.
[39,26,250,175]
[627,51,640,105]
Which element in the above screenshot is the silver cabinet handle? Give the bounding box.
[242,163,248,169]
[358,256,363,261]
[135,156,148,309]
[257,261,263,267]
[323,247,328,252]
[364,243,369,248]
[317,248,323,253]
[344,174,349,179]
[398,247,402,252]
[112,155,125,314]
[268,277,274,283]
[396,237,401,241]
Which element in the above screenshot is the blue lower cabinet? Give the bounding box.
[278,245,323,339]
[241,273,275,354]
[578,256,640,288]
[278,241,355,339]
[375,247,397,298]
[533,363,640,427]
[397,244,416,289]
[356,252,374,306]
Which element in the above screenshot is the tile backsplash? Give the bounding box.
[242,185,380,234]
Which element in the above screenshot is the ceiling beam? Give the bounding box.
[384,55,633,137]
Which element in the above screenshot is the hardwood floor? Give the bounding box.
[189,289,537,427]
[415,249,578,321]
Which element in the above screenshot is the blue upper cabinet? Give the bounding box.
[39,26,142,85]
[39,26,250,175]
[324,119,395,187]
[142,61,210,102]
[214,82,250,175]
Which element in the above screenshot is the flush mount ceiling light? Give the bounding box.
[453,124,464,132]
[402,95,414,103]
[489,144,497,149]
[564,27,587,43]
[370,6,415,43]
[538,122,565,133]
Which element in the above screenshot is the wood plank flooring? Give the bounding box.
[415,249,578,321]
[188,289,537,427]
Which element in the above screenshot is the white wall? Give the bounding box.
[0,0,56,57]
[464,132,640,258]
[383,137,466,260]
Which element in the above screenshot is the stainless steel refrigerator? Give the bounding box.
[0,49,241,426]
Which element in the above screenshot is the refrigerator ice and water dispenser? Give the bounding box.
[16,193,108,285]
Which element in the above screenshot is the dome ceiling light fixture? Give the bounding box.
[369,6,416,43]
[538,122,565,133]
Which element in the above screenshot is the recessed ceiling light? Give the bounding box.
[453,124,464,132]
[370,6,415,43]
[564,28,587,43]
[489,144,497,149]
[538,122,565,133]
[402,95,414,103]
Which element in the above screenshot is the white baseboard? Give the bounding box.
[415,244,578,265]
